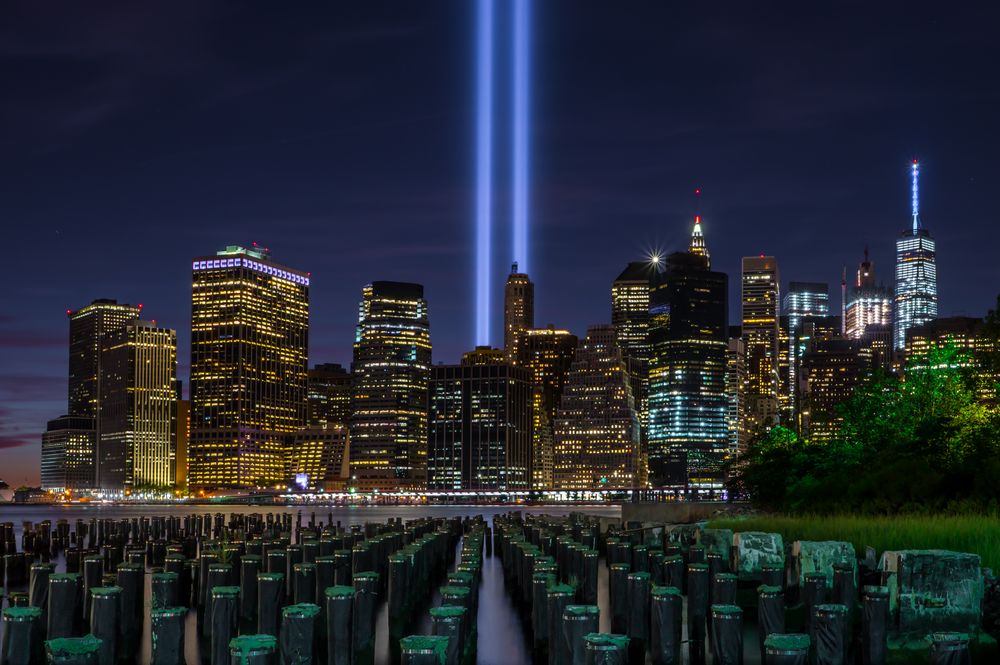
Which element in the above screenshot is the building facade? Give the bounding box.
[799,337,863,442]
[503,264,534,361]
[648,247,728,488]
[99,322,178,491]
[725,337,748,455]
[553,325,643,490]
[741,256,781,431]
[894,161,938,350]
[288,425,349,492]
[68,299,142,419]
[783,282,830,425]
[846,248,892,340]
[307,363,352,428]
[41,416,97,492]
[350,281,431,491]
[905,317,998,403]
[427,347,532,490]
[188,245,310,489]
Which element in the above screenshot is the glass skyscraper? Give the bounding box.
[648,243,728,488]
[349,281,431,492]
[188,245,310,490]
[428,347,532,490]
[894,160,938,350]
[99,321,178,491]
[783,282,830,425]
[741,256,781,430]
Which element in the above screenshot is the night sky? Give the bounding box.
[3,2,999,485]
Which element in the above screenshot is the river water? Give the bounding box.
[0,503,622,665]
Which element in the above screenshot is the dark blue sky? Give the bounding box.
[2,2,999,485]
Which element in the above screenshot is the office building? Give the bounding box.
[859,324,893,373]
[783,282,830,423]
[725,337,748,455]
[99,321,178,491]
[512,326,577,489]
[504,264,535,361]
[68,299,142,419]
[288,425,349,492]
[799,337,863,442]
[905,317,998,402]
[553,325,643,490]
[350,281,431,491]
[894,161,938,350]
[846,248,892,340]
[307,363,352,428]
[742,256,781,431]
[428,347,532,490]
[648,244,728,488]
[188,245,310,490]
[40,416,97,492]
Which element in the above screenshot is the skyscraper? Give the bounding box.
[894,160,938,350]
[63,298,142,489]
[307,363,352,428]
[504,264,534,361]
[783,282,830,424]
[512,326,577,489]
[99,321,178,491]
[428,347,532,490]
[350,281,431,491]
[553,325,642,489]
[611,260,658,453]
[188,245,310,490]
[648,235,729,488]
[288,425,349,492]
[799,337,863,442]
[725,337,748,455]
[41,416,97,492]
[905,317,998,403]
[846,248,892,340]
[742,256,781,431]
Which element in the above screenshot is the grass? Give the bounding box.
[707,514,1000,573]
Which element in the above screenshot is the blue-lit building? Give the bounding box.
[894,161,938,350]
[647,218,729,489]
[782,282,830,424]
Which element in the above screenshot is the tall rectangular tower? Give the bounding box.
[350,281,431,491]
[188,245,310,490]
[894,160,938,350]
[741,256,781,431]
[783,282,829,425]
[427,347,532,490]
[99,321,178,491]
[504,264,534,361]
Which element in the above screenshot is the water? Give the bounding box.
[0,503,621,665]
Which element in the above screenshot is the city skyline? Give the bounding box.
[4,3,1000,485]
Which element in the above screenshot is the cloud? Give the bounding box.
[0,434,33,450]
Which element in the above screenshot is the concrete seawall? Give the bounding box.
[620,501,746,525]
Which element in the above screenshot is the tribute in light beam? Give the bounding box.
[512,0,531,275]
[475,0,495,346]
[911,159,920,232]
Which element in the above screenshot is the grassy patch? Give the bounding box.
[708,514,1000,572]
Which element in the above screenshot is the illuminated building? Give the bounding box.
[859,324,893,373]
[99,321,178,491]
[799,337,863,442]
[725,337,748,455]
[512,326,577,489]
[894,160,938,350]
[288,425,349,492]
[783,282,830,424]
[41,416,97,492]
[648,243,728,488]
[846,247,892,340]
[175,394,189,488]
[307,363,352,428]
[189,245,309,490]
[905,317,998,402]
[427,347,532,490]
[553,325,642,489]
[741,256,781,431]
[350,281,431,491]
[68,299,142,419]
[503,264,534,361]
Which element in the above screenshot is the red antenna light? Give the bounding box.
[137,303,144,310]
[252,241,257,247]
[695,215,701,224]
[66,309,72,316]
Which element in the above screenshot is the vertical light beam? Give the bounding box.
[512,0,531,275]
[911,159,920,233]
[475,0,495,346]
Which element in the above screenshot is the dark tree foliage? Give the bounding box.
[730,342,1000,514]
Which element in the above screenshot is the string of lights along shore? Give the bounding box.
[40,0,1000,500]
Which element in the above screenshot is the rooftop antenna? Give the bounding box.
[840,265,847,336]
[911,159,920,233]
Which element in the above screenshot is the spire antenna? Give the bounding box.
[911,159,920,233]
